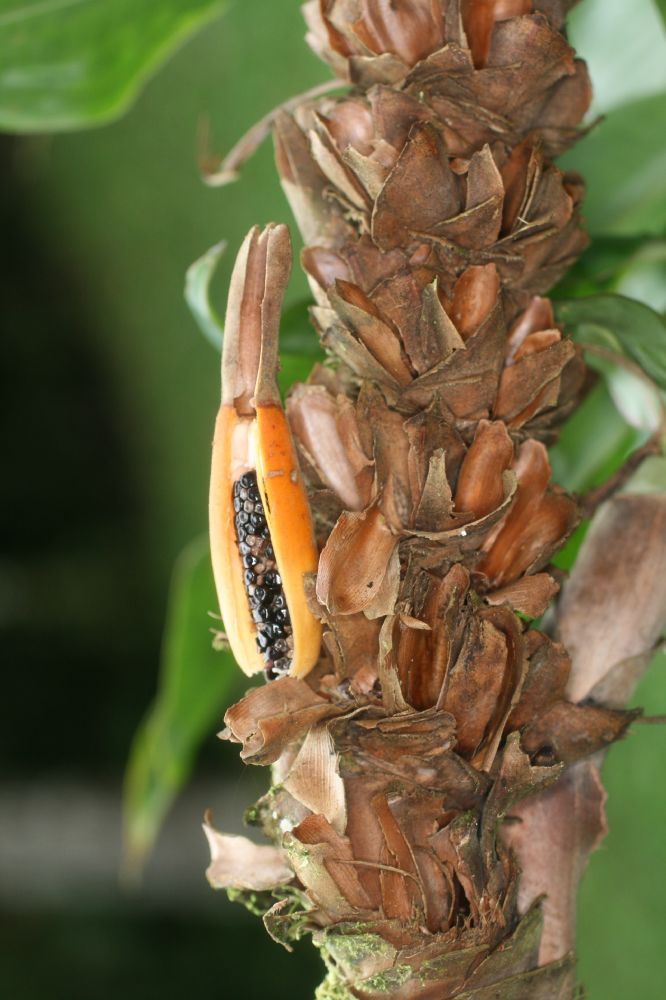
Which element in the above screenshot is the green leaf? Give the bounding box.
[555,240,666,315]
[552,237,647,300]
[656,0,666,29]
[548,382,653,574]
[614,242,666,315]
[568,0,666,114]
[280,300,324,359]
[123,537,242,876]
[560,92,666,238]
[184,240,227,351]
[0,0,229,132]
[622,454,666,495]
[556,295,666,392]
[549,382,644,495]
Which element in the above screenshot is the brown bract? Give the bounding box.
[304,0,447,74]
[287,382,374,511]
[558,488,666,704]
[222,676,342,764]
[203,811,294,891]
[478,440,578,587]
[277,733,573,998]
[277,106,588,300]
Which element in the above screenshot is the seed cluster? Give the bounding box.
[233,472,293,680]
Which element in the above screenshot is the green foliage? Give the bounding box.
[123,537,242,875]
[614,242,666,314]
[623,453,666,495]
[557,294,666,390]
[656,0,666,29]
[184,239,229,351]
[556,295,666,440]
[0,0,230,132]
[577,657,666,999]
[280,299,325,360]
[568,0,666,113]
[564,3,666,236]
[561,93,666,238]
[549,382,644,495]
[551,294,666,575]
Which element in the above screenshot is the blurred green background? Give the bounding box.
[1,1,666,998]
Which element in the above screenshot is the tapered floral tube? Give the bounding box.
[209,224,321,679]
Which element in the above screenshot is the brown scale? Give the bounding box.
[232,472,294,679]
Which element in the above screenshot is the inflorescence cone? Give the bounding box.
[207,4,644,998]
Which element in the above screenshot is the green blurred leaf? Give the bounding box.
[552,237,646,300]
[556,295,666,391]
[561,92,666,237]
[549,381,644,495]
[184,239,227,351]
[656,0,666,28]
[551,522,589,574]
[568,0,666,114]
[123,536,240,875]
[549,294,666,573]
[0,0,229,132]
[622,454,666,495]
[280,300,323,359]
[556,239,666,316]
[614,241,666,314]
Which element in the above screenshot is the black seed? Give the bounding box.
[233,470,294,683]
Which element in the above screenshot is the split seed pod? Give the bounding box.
[209,224,321,679]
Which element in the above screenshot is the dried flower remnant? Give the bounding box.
[209,225,321,679]
[204,2,664,997]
